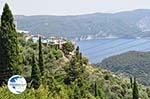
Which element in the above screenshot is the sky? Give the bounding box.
[0,0,150,16]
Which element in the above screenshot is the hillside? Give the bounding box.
[1,63,150,99]
[0,32,149,98]
[96,51,150,86]
[18,35,150,99]
[15,9,150,39]
[0,4,150,99]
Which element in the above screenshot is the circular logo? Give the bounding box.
[8,75,27,94]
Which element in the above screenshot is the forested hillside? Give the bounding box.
[15,9,150,39]
[97,51,150,86]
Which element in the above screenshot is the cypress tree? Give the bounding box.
[133,77,139,99]
[0,3,19,84]
[31,54,40,89]
[38,37,44,76]
[79,53,82,60]
[79,52,84,67]
[76,46,79,53]
[75,46,80,59]
[93,81,106,99]
[130,77,133,88]
[94,81,98,97]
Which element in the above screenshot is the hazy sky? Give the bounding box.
[1,0,150,15]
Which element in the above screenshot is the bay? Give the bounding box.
[76,38,150,63]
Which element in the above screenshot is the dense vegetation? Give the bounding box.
[97,51,150,86]
[0,3,150,99]
[15,9,150,39]
[0,3,20,84]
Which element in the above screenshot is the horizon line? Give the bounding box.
[9,8,150,17]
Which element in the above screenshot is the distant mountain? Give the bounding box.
[95,51,150,86]
[15,9,150,39]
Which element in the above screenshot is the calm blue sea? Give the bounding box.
[76,39,150,63]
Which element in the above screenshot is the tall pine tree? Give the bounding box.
[133,77,139,99]
[75,46,80,59]
[130,77,133,88]
[38,37,44,76]
[94,81,98,97]
[31,54,40,89]
[0,3,19,85]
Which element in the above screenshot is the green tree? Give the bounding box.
[64,47,86,85]
[62,41,74,54]
[64,56,78,85]
[73,85,81,99]
[38,37,44,76]
[133,77,139,99]
[75,46,80,59]
[94,81,98,97]
[31,54,40,89]
[0,3,19,85]
[94,81,106,99]
[130,77,133,88]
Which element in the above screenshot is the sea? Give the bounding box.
[76,38,150,63]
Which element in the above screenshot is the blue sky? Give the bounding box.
[1,0,150,15]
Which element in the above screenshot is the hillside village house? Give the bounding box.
[32,35,67,49]
[17,30,67,49]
